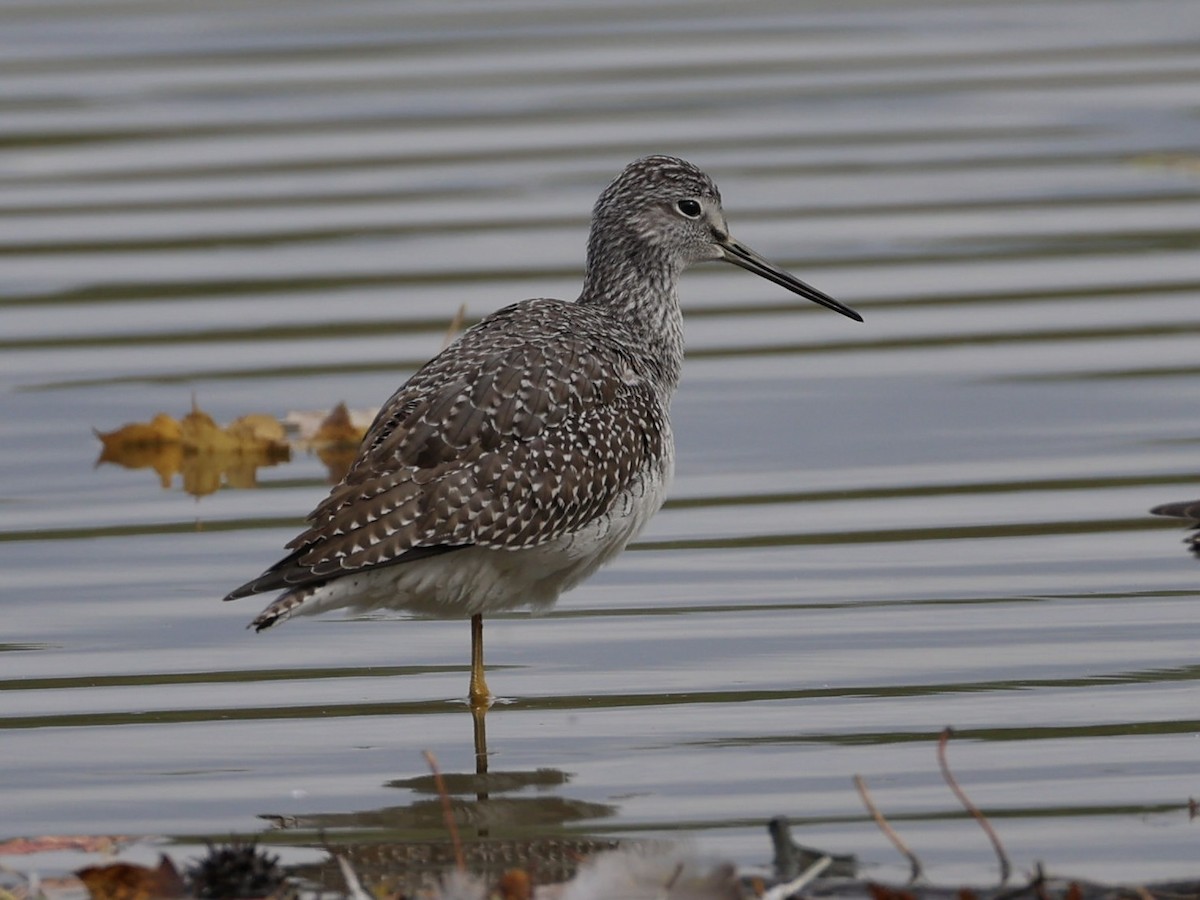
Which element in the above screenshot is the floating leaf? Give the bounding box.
[309,402,365,448]
[95,402,290,497]
[497,868,531,900]
[77,855,186,900]
[309,402,368,482]
[0,834,130,855]
[227,413,288,448]
[95,413,182,451]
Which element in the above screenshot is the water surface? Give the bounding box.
[4,0,1200,887]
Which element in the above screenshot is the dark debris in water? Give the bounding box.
[291,835,619,897]
[1150,499,1200,558]
[23,736,1200,899]
[5,828,1197,900]
[187,841,287,899]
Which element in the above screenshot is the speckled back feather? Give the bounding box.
[224,299,668,599]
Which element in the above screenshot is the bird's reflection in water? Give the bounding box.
[472,702,489,799]
[261,747,614,837]
[263,705,619,893]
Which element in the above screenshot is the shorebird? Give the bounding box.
[224,155,862,707]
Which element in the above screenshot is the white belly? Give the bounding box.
[289,450,674,621]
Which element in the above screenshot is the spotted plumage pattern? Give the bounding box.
[226,300,667,603]
[225,155,860,655]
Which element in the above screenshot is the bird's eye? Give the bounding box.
[675,199,703,219]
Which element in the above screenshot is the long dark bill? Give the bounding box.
[720,238,863,323]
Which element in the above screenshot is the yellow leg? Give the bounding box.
[469,613,491,709]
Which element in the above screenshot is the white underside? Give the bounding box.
[267,451,674,622]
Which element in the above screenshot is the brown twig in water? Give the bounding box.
[334,854,373,900]
[664,861,685,891]
[1031,862,1049,900]
[937,727,1010,887]
[762,855,832,900]
[423,749,465,872]
[853,773,923,884]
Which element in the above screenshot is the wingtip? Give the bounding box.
[222,572,277,603]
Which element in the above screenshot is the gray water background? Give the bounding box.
[3,0,1200,885]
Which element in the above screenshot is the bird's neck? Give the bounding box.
[577,236,685,397]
